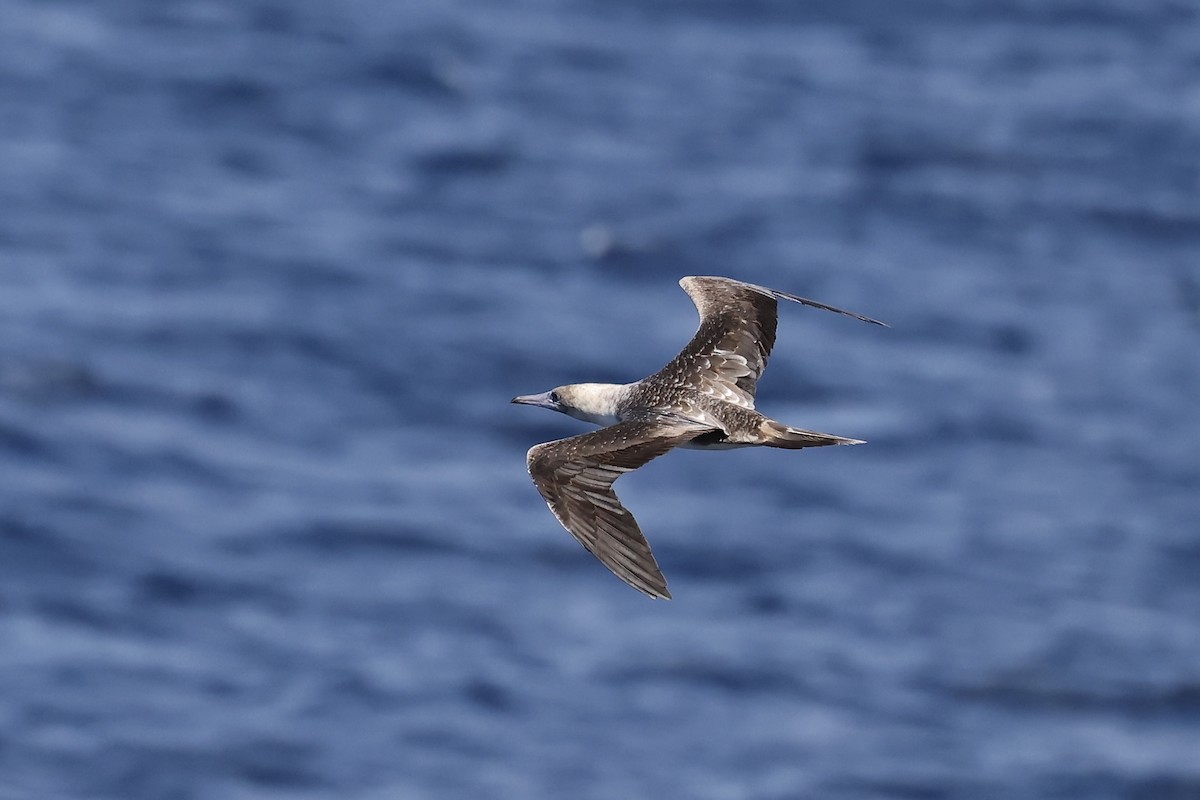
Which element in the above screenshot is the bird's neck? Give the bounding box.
[564,383,630,426]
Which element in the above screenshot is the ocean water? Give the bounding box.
[2,1,1199,798]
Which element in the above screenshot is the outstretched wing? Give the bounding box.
[526,417,713,599]
[646,276,885,410]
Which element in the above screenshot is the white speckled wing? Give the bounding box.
[642,276,885,411]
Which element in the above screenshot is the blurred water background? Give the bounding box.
[3,1,1200,798]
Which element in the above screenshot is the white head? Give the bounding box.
[511,383,626,427]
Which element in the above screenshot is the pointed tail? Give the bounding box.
[760,419,865,449]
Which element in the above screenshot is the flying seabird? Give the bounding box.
[512,276,885,599]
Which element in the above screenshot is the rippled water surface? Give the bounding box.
[3,1,1200,798]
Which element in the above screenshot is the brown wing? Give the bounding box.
[526,417,713,599]
[646,276,886,410]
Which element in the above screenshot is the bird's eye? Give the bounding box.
[549,391,560,403]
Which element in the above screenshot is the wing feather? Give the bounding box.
[642,276,885,410]
[526,417,712,598]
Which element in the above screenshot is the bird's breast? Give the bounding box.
[570,409,622,427]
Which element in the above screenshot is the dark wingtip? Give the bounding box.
[630,579,671,599]
[841,311,889,327]
[770,288,888,327]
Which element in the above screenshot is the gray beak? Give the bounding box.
[511,391,557,410]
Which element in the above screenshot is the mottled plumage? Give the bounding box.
[513,276,885,598]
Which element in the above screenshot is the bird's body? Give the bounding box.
[513,276,885,599]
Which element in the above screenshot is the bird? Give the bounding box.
[512,276,885,599]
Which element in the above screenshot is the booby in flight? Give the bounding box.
[512,276,885,599]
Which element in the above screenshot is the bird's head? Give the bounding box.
[511,383,624,426]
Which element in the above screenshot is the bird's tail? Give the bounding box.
[759,418,865,449]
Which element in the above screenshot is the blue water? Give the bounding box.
[3,1,1199,797]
